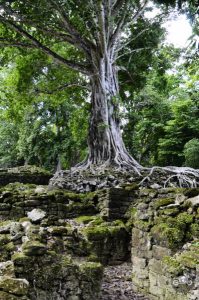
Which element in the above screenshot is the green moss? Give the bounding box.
[151,223,184,249]
[0,276,29,296]
[4,242,15,252]
[75,215,102,225]
[134,220,152,231]
[183,188,199,198]
[60,255,73,266]
[190,223,199,238]
[0,291,23,300]
[177,212,193,225]
[111,220,125,227]
[153,198,175,209]
[124,183,138,191]
[130,207,138,217]
[79,261,103,281]
[178,251,199,268]
[11,252,30,265]
[87,254,99,262]
[0,234,11,246]
[49,226,68,236]
[19,217,30,223]
[83,226,110,240]
[162,256,183,275]
[0,221,12,228]
[159,207,179,216]
[22,241,47,256]
[83,220,126,241]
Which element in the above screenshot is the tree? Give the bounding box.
[0,0,155,172]
[0,51,89,170]
[184,139,199,169]
[1,0,199,188]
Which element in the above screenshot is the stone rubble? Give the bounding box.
[100,263,149,300]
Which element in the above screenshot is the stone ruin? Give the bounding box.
[0,166,198,299]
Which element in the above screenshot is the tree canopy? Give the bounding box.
[0,0,198,178]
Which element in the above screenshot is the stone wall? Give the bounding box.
[130,187,199,300]
[0,166,52,187]
[0,183,98,223]
[0,176,198,300]
[0,183,130,299]
[97,185,138,220]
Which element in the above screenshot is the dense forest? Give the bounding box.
[0,0,198,172]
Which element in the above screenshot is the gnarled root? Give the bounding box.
[139,166,199,188]
[70,155,142,176]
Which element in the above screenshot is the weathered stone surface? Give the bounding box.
[0,165,52,187]
[152,245,172,260]
[0,276,29,295]
[27,209,46,222]
[185,195,199,208]
[0,180,198,300]
[22,241,47,256]
[0,261,15,277]
[131,187,199,300]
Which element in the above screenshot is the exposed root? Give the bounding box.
[50,156,199,192]
[70,156,142,176]
[139,166,199,188]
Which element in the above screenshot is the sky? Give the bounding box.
[164,14,192,48]
[145,6,193,48]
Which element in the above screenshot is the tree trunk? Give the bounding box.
[79,54,141,171]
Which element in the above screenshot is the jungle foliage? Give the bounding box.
[0,0,198,171]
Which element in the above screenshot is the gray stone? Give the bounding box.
[0,261,15,277]
[0,276,29,295]
[152,245,172,260]
[185,195,199,208]
[35,186,46,194]
[27,209,46,222]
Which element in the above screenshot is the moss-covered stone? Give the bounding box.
[12,252,32,265]
[0,261,15,277]
[22,241,47,256]
[153,198,175,210]
[177,212,193,225]
[190,223,199,238]
[183,188,199,198]
[47,226,68,236]
[151,223,184,249]
[0,234,11,246]
[159,207,180,216]
[74,215,102,225]
[162,256,183,276]
[0,276,29,295]
[124,183,139,191]
[134,220,153,231]
[178,250,199,269]
[79,261,103,280]
[0,291,29,300]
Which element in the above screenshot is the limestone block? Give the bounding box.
[0,261,15,277]
[149,258,165,275]
[0,276,29,295]
[185,195,199,208]
[149,271,165,297]
[22,241,47,256]
[152,245,172,260]
[27,208,46,222]
[132,256,147,269]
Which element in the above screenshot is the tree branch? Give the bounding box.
[0,39,36,49]
[0,17,92,75]
[112,0,127,17]
[34,83,90,95]
[48,0,95,55]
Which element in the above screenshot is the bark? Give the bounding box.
[77,52,141,172]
